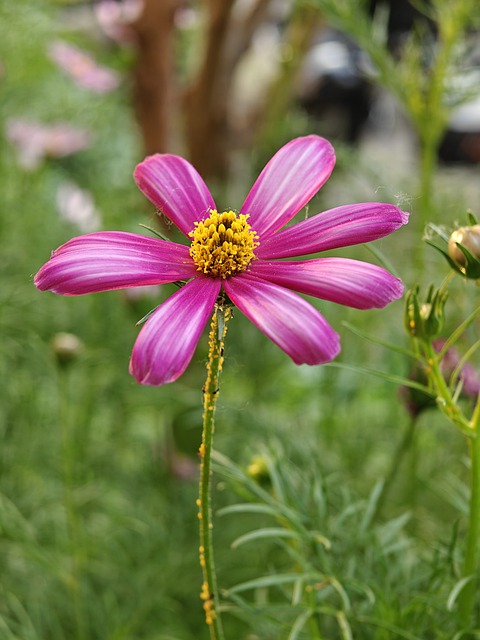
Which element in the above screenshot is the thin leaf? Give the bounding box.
[336,610,353,640]
[288,608,312,640]
[325,362,432,395]
[217,503,280,518]
[447,575,475,611]
[226,572,322,595]
[231,527,303,549]
[341,321,418,359]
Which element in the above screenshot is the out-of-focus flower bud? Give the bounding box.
[404,285,448,341]
[51,332,84,366]
[425,212,480,280]
[246,455,270,485]
[448,225,480,278]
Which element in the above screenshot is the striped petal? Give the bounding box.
[224,273,340,365]
[134,154,216,237]
[34,231,197,295]
[130,276,220,385]
[248,258,404,309]
[240,136,335,239]
[257,203,409,259]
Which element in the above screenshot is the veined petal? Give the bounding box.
[34,231,197,295]
[130,276,220,385]
[134,154,216,237]
[240,136,335,239]
[224,273,340,365]
[257,203,409,259]
[248,258,404,309]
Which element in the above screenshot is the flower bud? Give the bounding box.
[448,225,480,277]
[246,455,270,486]
[51,332,84,366]
[404,285,448,341]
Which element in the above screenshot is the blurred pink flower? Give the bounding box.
[35,136,408,386]
[6,119,92,170]
[56,181,102,233]
[48,40,120,93]
[94,0,143,44]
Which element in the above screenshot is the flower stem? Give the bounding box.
[58,370,86,640]
[458,394,480,626]
[198,305,230,640]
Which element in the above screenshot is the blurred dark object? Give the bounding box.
[438,44,480,165]
[297,30,372,143]
[369,0,429,53]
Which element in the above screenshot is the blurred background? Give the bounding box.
[1,0,480,638]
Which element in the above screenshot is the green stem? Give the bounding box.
[372,416,418,522]
[458,394,480,626]
[198,306,229,640]
[423,342,472,435]
[58,370,86,640]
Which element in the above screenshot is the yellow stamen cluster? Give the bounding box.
[189,209,259,278]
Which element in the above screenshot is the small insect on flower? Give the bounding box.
[35,136,408,385]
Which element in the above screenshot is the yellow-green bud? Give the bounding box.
[246,455,270,485]
[448,225,480,275]
[404,285,448,341]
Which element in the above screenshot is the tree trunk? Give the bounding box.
[184,0,236,180]
[132,0,178,155]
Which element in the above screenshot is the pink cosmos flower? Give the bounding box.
[35,136,408,385]
[48,41,120,94]
[6,119,92,170]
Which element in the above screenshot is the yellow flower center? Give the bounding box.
[189,209,259,278]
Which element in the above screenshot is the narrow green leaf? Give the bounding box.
[447,575,475,611]
[288,608,312,640]
[226,572,321,595]
[231,527,303,549]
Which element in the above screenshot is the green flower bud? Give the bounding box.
[447,225,480,278]
[404,285,448,341]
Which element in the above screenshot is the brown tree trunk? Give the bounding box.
[184,0,236,181]
[132,0,178,155]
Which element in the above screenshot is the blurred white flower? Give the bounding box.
[48,40,120,94]
[56,181,102,232]
[6,119,92,170]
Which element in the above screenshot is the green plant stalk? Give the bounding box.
[372,416,418,522]
[423,341,471,435]
[58,370,86,640]
[458,394,480,626]
[198,306,229,640]
[424,341,480,624]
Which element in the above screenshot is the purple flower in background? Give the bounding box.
[48,41,120,94]
[6,119,92,170]
[35,136,408,385]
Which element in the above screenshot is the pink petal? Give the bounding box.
[224,273,340,365]
[240,136,335,239]
[257,203,409,259]
[34,231,197,295]
[248,258,404,309]
[134,155,216,237]
[130,276,220,385]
